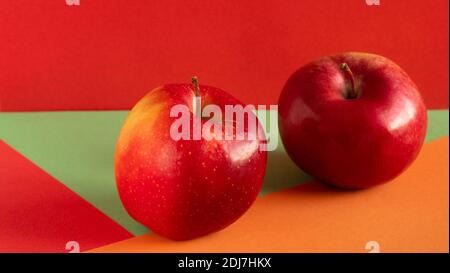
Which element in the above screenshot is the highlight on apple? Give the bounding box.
[169,77,279,152]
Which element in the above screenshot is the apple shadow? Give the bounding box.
[260,145,311,196]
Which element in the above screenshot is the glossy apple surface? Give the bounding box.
[278,52,427,189]
[115,83,267,240]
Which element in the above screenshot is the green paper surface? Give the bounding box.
[425,110,449,142]
[0,111,148,235]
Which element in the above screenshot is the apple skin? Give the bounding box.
[278,52,427,189]
[115,83,267,240]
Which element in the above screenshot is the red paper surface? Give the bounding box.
[0,0,448,111]
[0,140,132,252]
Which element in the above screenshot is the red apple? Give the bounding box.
[115,78,267,240]
[278,52,427,189]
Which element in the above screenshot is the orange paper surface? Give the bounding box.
[90,137,449,253]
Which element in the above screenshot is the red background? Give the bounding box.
[0,0,448,111]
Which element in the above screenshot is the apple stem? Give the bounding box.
[340,63,358,99]
[191,76,201,118]
[192,76,200,97]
